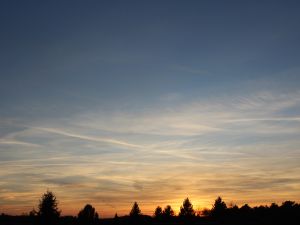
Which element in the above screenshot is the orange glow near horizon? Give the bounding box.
[1,193,299,218]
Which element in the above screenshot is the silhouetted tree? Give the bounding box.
[240,203,252,213]
[129,202,141,217]
[29,208,38,225]
[179,198,195,217]
[77,204,99,225]
[38,190,60,225]
[163,205,174,217]
[211,196,227,218]
[154,206,162,218]
[269,202,279,219]
[227,204,239,219]
[281,200,296,209]
[270,202,279,210]
[129,202,142,225]
[240,203,252,219]
[113,213,119,225]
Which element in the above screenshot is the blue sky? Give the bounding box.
[1,0,300,217]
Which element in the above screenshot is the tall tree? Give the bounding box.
[113,213,119,225]
[154,206,162,218]
[129,202,141,217]
[179,198,195,217]
[211,196,227,218]
[38,190,60,225]
[163,205,174,217]
[78,204,99,225]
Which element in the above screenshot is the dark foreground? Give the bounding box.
[1,214,300,225]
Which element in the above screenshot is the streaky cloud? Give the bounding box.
[32,126,144,150]
[0,140,40,147]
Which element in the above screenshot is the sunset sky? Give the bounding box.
[1,1,300,217]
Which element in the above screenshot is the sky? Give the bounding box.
[1,0,300,217]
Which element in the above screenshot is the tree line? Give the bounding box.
[1,190,300,225]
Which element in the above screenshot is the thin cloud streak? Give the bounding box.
[32,126,144,150]
[72,90,300,137]
[1,90,300,216]
[0,140,40,147]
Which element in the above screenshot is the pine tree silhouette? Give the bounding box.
[38,190,60,225]
[179,198,195,217]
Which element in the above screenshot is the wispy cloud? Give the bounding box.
[32,126,144,150]
[1,89,300,216]
[0,140,40,147]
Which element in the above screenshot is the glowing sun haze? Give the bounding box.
[1,1,300,218]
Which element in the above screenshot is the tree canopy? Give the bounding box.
[163,205,174,217]
[78,204,99,225]
[38,190,60,225]
[129,202,141,217]
[179,198,195,217]
[211,196,227,218]
[154,206,162,218]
